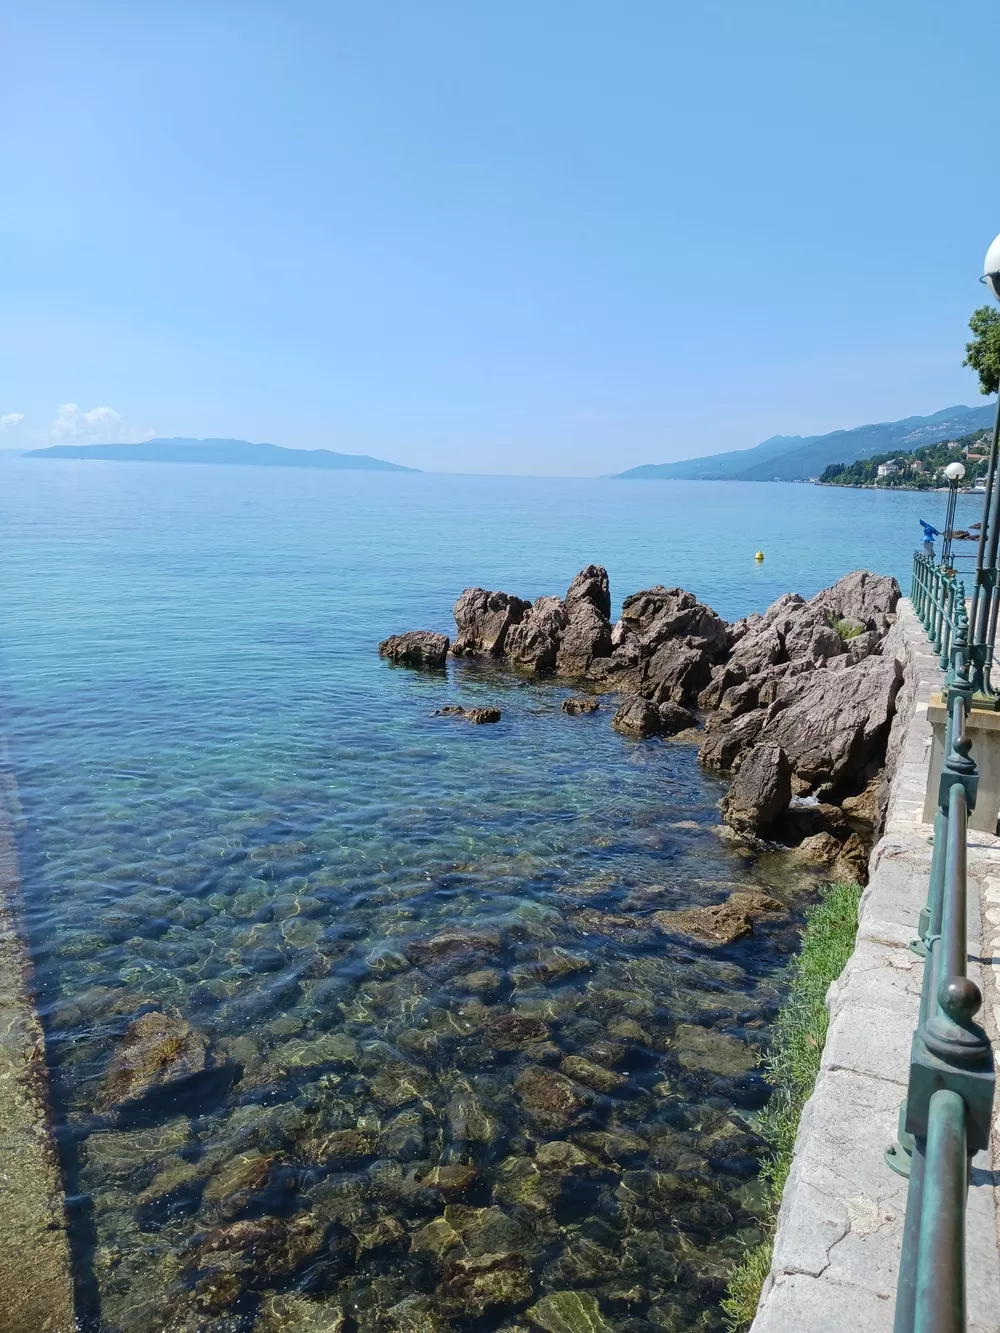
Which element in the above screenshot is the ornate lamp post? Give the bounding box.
[941,462,966,570]
[966,234,1000,698]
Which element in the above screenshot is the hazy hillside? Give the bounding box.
[24,438,419,472]
[616,403,996,482]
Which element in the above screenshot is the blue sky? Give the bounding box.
[1,2,998,475]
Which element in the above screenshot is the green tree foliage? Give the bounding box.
[817,428,989,488]
[964,305,1000,397]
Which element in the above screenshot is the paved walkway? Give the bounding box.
[752,599,1000,1333]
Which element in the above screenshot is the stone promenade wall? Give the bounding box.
[751,599,1000,1333]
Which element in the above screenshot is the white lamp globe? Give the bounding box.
[983,232,1000,300]
[944,461,966,482]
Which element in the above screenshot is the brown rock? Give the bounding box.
[560,1055,626,1093]
[721,743,792,838]
[506,596,569,674]
[407,929,502,966]
[97,1010,211,1112]
[486,1014,550,1050]
[306,1130,377,1164]
[379,631,450,669]
[420,1164,479,1197]
[452,588,531,656]
[438,1252,534,1316]
[465,706,501,724]
[561,696,600,715]
[565,564,611,621]
[611,696,695,739]
[514,1066,591,1129]
[652,888,785,946]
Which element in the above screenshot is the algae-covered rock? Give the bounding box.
[514,1066,591,1130]
[486,1013,550,1050]
[192,1212,329,1281]
[419,1164,479,1198]
[671,1024,756,1077]
[438,1252,534,1315]
[410,1216,467,1262]
[383,1296,450,1333]
[306,1129,377,1165]
[559,1056,626,1094]
[652,887,784,946]
[255,1291,345,1332]
[526,1291,613,1333]
[97,1010,213,1112]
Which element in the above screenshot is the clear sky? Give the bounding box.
[2,2,998,475]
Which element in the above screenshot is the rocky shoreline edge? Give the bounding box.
[380,565,904,897]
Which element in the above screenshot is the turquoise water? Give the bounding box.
[0,459,980,1332]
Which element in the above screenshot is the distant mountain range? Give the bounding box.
[615,403,997,483]
[23,437,418,472]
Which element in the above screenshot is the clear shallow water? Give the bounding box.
[0,460,978,1333]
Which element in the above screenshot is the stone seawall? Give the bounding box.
[0,760,76,1332]
[751,599,1000,1332]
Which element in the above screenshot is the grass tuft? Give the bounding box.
[721,880,863,1332]
[826,612,865,640]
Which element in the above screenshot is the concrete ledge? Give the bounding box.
[751,600,1000,1331]
[0,770,76,1332]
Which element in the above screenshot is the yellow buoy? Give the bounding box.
[754,550,764,562]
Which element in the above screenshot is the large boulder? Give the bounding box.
[806,570,900,637]
[565,564,611,620]
[557,599,612,676]
[616,586,728,659]
[452,589,531,656]
[721,743,792,837]
[641,639,715,705]
[764,654,902,787]
[379,631,450,669]
[506,596,568,674]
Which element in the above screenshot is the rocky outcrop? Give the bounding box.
[379,631,450,669]
[506,596,569,674]
[382,566,903,880]
[721,744,792,837]
[452,589,530,656]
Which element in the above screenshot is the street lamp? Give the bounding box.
[941,461,965,569]
[968,230,1000,697]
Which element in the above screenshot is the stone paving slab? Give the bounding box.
[751,600,1000,1332]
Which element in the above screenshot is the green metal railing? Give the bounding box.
[889,558,996,1332]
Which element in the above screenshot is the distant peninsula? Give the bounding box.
[23,437,419,473]
[614,403,996,483]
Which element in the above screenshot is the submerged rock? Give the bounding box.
[526,1291,613,1333]
[254,1292,345,1332]
[97,1010,213,1113]
[379,631,450,668]
[438,1252,534,1316]
[652,888,785,946]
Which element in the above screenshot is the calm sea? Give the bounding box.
[0,457,978,1332]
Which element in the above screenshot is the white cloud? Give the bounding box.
[49,403,154,444]
[0,413,25,431]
